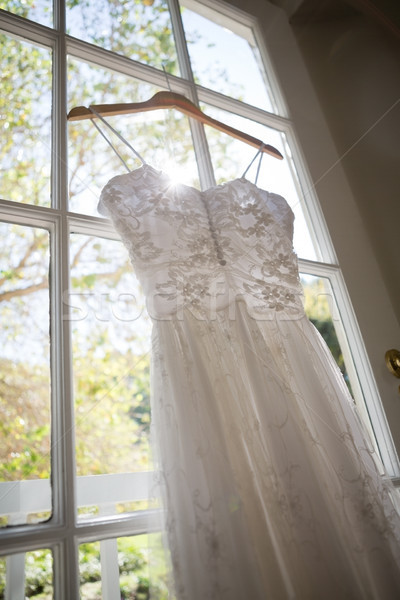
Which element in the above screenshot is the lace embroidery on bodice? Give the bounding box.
[98,164,304,319]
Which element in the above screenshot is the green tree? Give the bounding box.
[0,0,240,490]
[0,0,238,492]
[302,276,351,389]
[0,33,52,206]
[0,0,170,486]
[0,359,50,480]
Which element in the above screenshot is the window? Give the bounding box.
[0,0,398,596]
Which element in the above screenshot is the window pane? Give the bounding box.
[203,105,320,261]
[0,549,53,599]
[0,0,52,27]
[67,60,199,216]
[300,273,373,439]
[0,223,51,527]
[301,274,351,391]
[0,34,52,206]
[66,0,179,75]
[79,535,170,599]
[181,2,276,112]
[69,234,153,518]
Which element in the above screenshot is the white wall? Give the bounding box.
[290,9,400,322]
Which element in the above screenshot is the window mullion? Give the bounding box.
[53,0,64,33]
[167,0,215,188]
[50,212,80,599]
[52,1,80,596]
[52,14,68,214]
[167,0,194,82]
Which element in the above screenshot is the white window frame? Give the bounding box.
[0,0,399,597]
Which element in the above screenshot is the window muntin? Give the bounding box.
[0,222,51,528]
[66,0,179,75]
[0,34,52,207]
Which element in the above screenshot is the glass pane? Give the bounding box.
[181,2,276,112]
[0,549,53,599]
[301,274,352,392]
[69,234,154,518]
[203,105,320,261]
[67,59,199,216]
[79,535,170,599]
[0,223,51,527]
[0,0,52,27]
[66,0,179,74]
[300,272,373,442]
[0,34,52,206]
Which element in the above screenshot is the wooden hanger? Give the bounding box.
[67,91,283,160]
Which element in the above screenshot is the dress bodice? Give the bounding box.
[98,164,304,319]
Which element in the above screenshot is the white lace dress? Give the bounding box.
[98,163,400,599]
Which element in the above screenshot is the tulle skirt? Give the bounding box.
[150,300,400,599]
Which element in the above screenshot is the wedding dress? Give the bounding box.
[95,126,400,598]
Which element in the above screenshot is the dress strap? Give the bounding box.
[90,118,130,172]
[88,106,146,169]
[241,143,265,185]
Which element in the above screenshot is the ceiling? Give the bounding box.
[269,0,400,39]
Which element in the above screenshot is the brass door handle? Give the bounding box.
[385,349,400,379]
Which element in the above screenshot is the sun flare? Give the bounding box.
[164,160,192,186]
